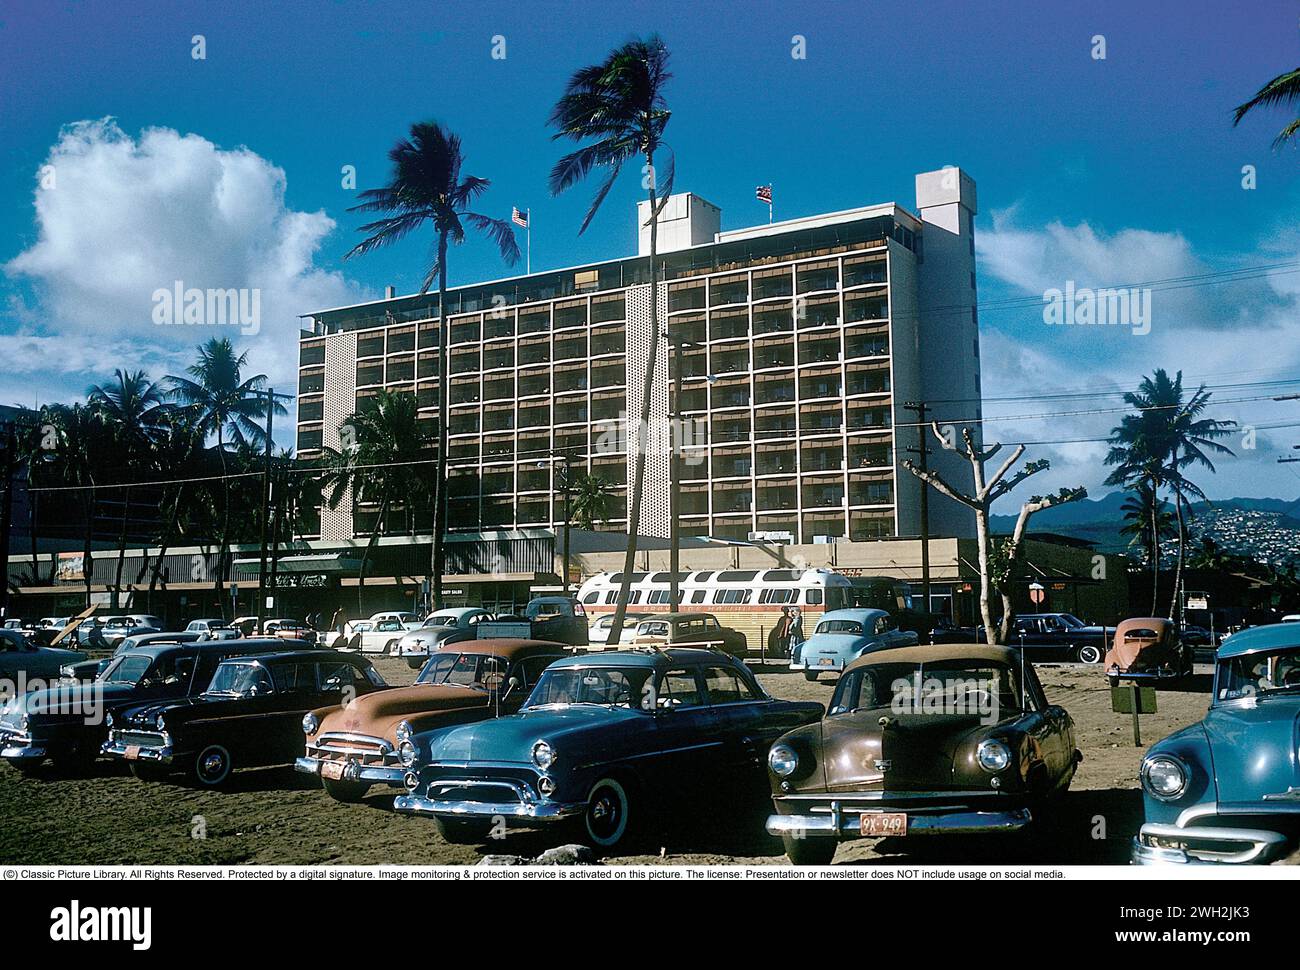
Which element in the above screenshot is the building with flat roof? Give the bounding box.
[296,167,982,549]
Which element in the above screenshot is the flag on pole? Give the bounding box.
[755,185,772,205]
[511,206,529,228]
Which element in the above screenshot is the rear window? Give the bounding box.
[817,619,863,635]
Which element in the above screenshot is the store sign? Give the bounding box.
[55,552,85,582]
[271,573,330,589]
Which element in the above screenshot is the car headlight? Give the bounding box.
[399,741,417,766]
[531,740,555,771]
[395,720,414,743]
[154,714,166,731]
[104,713,114,729]
[1142,756,1187,800]
[302,713,319,736]
[768,744,799,778]
[976,739,1011,772]
[59,664,74,678]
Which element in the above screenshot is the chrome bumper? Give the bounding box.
[295,756,406,785]
[1132,823,1290,865]
[767,803,1032,838]
[101,737,173,764]
[394,778,584,823]
[0,732,46,761]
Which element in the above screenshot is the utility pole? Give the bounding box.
[903,401,932,616]
[256,388,293,633]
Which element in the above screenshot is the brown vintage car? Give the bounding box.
[1103,617,1192,682]
[765,644,1081,864]
[296,638,569,801]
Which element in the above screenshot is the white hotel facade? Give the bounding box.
[296,167,982,548]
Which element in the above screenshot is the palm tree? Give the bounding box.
[167,338,282,611]
[319,390,433,616]
[46,403,111,606]
[1234,66,1300,147]
[570,473,615,531]
[1118,481,1174,567]
[346,121,520,612]
[549,35,674,644]
[88,369,171,608]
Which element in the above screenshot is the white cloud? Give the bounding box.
[4,118,366,399]
[975,211,1300,507]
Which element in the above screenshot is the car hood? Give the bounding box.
[426,705,638,764]
[120,696,205,726]
[319,684,487,737]
[14,682,139,721]
[1203,700,1300,803]
[818,707,989,791]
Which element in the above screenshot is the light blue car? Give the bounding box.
[789,608,918,681]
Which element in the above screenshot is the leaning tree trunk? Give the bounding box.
[214,430,229,616]
[358,495,390,617]
[606,164,659,646]
[432,231,449,612]
[1170,488,1187,622]
[112,484,131,610]
[975,508,997,645]
[1149,485,1160,615]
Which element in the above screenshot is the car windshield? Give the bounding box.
[526,666,653,710]
[816,619,863,635]
[101,655,154,686]
[829,660,1024,717]
[203,662,273,697]
[425,613,460,627]
[1217,647,1300,700]
[526,600,575,619]
[1058,614,1086,628]
[416,652,507,690]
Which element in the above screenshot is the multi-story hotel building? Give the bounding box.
[296,167,982,547]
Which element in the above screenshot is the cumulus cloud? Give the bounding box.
[975,210,1300,507]
[4,118,366,404]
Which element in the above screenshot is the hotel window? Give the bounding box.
[484,312,514,340]
[711,412,750,445]
[752,304,793,336]
[711,447,752,478]
[554,364,587,393]
[799,368,842,401]
[297,428,323,452]
[386,357,415,383]
[843,254,887,288]
[680,486,708,516]
[450,349,480,375]
[710,274,748,306]
[845,292,888,323]
[709,307,749,341]
[847,403,891,431]
[299,370,325,395]
[451,315,481,343]
[849,441,892,468]
[753,267,793,300]
[591,361,623,389]
[483,436,514,460]
[592,390,625,422]
[669,313,706,345]
[593,456,626,486]
[591,293,626,324]
[801,442,844,473]
[518,339,549,366]
[449,379,479,405]
[846,364,890,396]
[449,411,480,435]
[590,325,625,356]
[798,337,840,365]
[483,345,514,370]
[300,341,325,367]
[845,326,889,359]
[711,377,750,409]
[555,334,587,361]
[803,511,846,540]
[517,464,549,492]
[555,428,586,456]
[298,398,324,423]
[417,322,441,349]
[357,333,385,358]
[679,384,707,413]
[518,403,550,429]
[483,405,514,432]
[555,397,589,425]
[800,403,843,434]
[668,279,706,312]
[554,299,587,331]
[756,480,797,509]
[712,482,752,514]
[417,351,440,379]
[388,327,416,353]
[756,443,796,474]
[518,307,550,335]
[850,510,895,540]
[711,346,749,375]
[796,260,839,294]
[799,294,840,329]
[754,375,795,407]
[574,270,599,293]
[416,383,438,409]
[518,369,549,397]
[357,362,384,387]
[850,475,894,506]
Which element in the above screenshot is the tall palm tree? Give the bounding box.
[549,35,674,645]
[1234,66,1300,147]
[570,473,615,531]
[319,390,433,616]
[346,121,520,612]
[88,369,171,608]
[46,403,111,606]
[1118,481,1174,567]
[167,338,281,611]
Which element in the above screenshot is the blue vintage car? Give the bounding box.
[789,608,918,681]
[1133,623,1300,864]
[393,647,823,851]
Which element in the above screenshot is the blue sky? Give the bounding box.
[1,0,1298,504]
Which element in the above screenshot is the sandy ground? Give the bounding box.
[0,657,1217,867]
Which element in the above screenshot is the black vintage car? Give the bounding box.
[0,635,283,773]
[102,649,387,786]
[932,613,1112,664]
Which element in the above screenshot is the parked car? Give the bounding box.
[103,648,386,786]
[1133,623,1300,864]
[0,636,289,773]
[628,612,749,658]
[370,611,422,630]
[298,638,570,801]
[101,616,163,649]
[395,607,494,670]
[789,608,918,681]
[767,643,1081,864]
[394,647,823,851]
[1104,617,1193,682]
[477,597,590,647]
[587,612,652,649]
[344,617,410,654]
[184,618,233,636]
[1006,613,1113,663]
[0,628,86,682]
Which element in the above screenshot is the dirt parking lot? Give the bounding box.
[0,657,1215,866]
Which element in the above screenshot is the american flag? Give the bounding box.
[756,185,772,205]
[511,206,529,228]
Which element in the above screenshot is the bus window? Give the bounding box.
[582,592,599,604]
[825,588,848,611]
[760,588,796,604]
[717,570,758,582]
[805,588,823,605]
[690,590,707,604]
[716,589,752,604]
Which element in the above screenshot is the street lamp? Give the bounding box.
[539,454,574,595]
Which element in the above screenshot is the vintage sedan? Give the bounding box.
[628,612,748,657]
[297,638,569,801]
[789,608,918,681]
[103,649,386,786]
[0,637,288,773]
[767,644,1081,864]
[1104,617,1193,682]
[0,628,86,682]
[394,648,823,851]
[1133,624,1300,864]
[395,607,494,669]
[587,612,652,648]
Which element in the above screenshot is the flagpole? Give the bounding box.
[768,184,773,224]
[526,209,531,275]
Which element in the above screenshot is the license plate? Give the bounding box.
[320,760,346,781]
[124,745,141,761]
[860,812,908,837]
[818,657,836,666]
